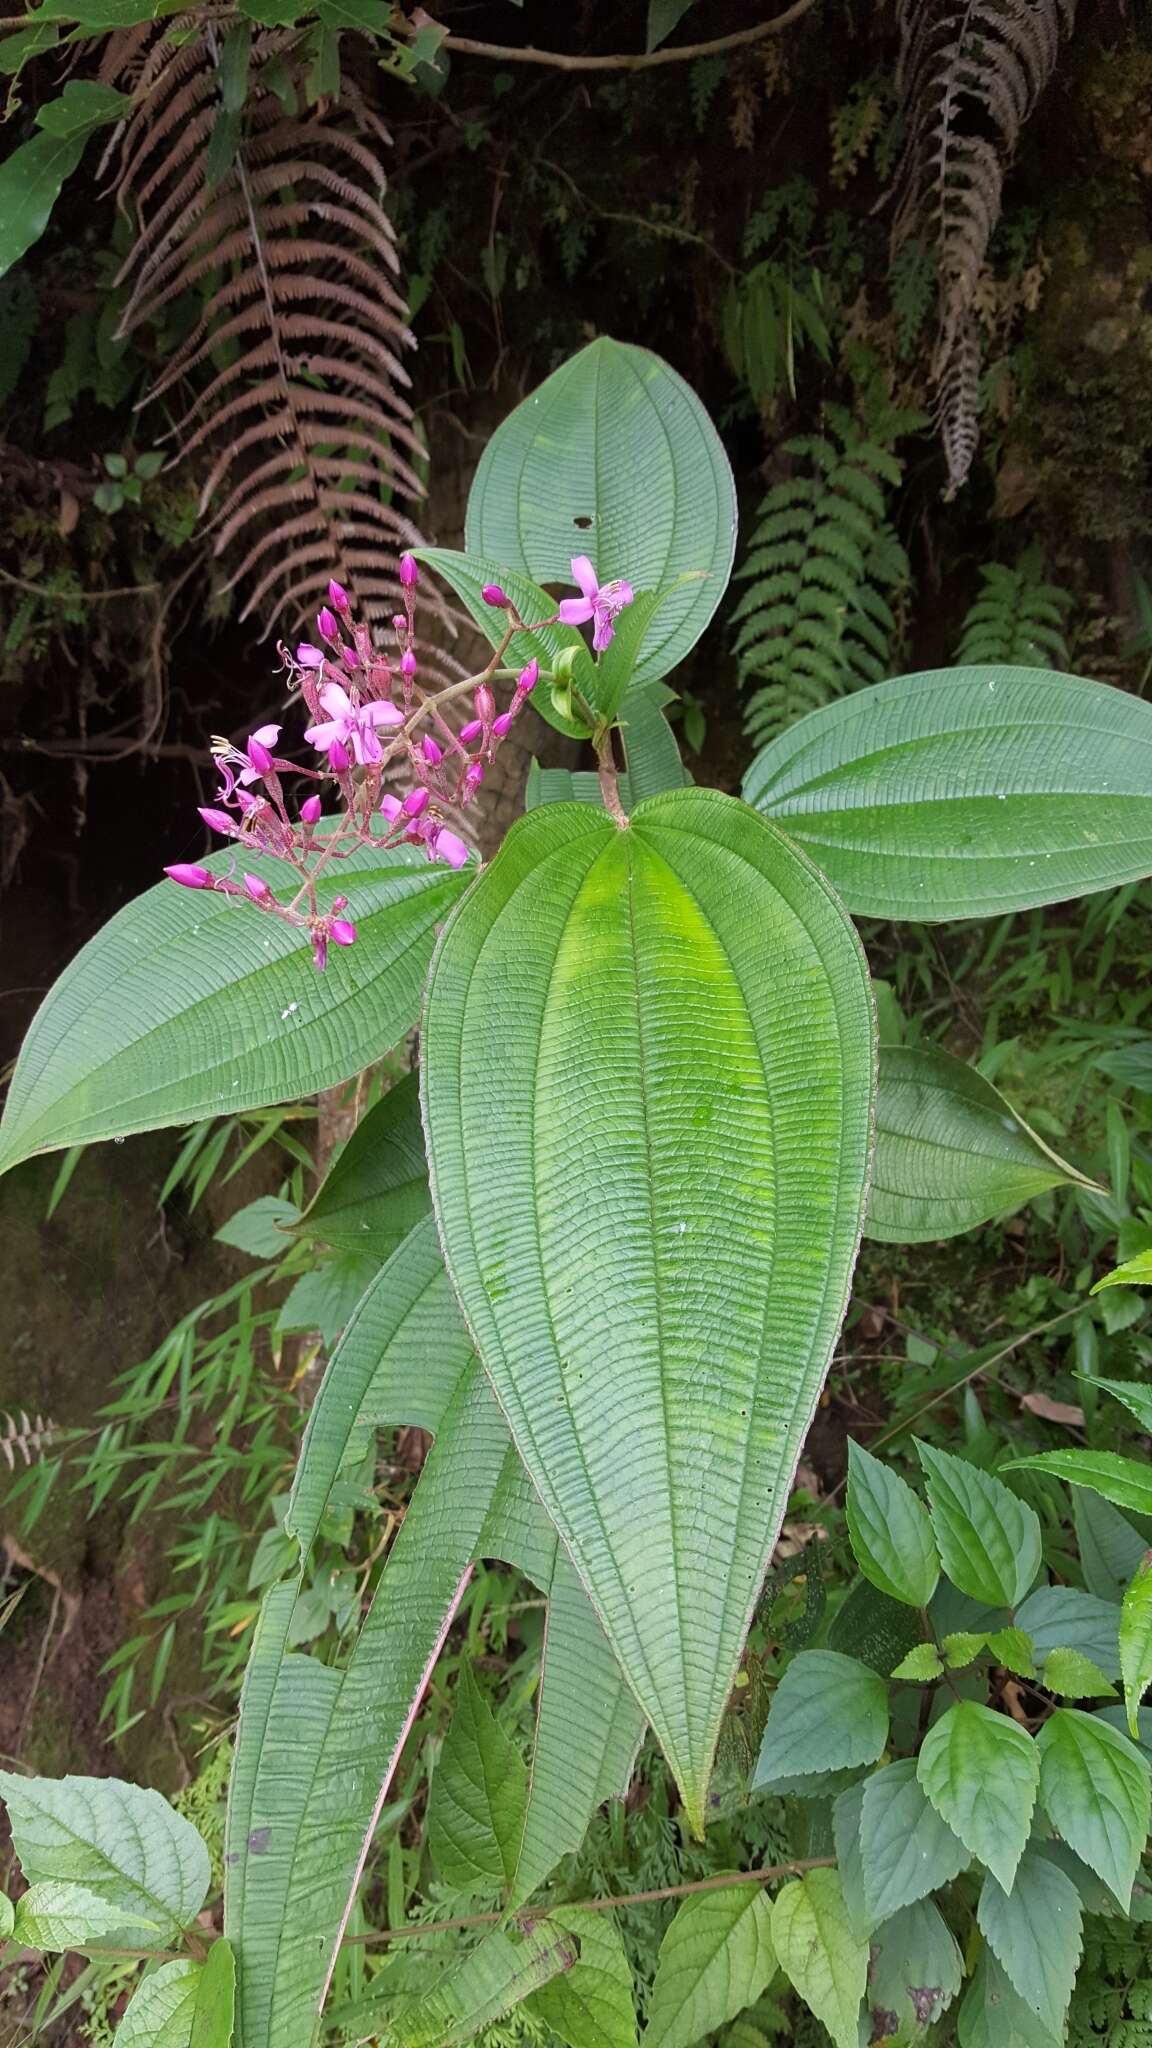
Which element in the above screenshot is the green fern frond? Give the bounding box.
[954,555,1073,668]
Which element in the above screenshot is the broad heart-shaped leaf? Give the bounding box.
[865,1900,963,2039]
[465,337,737,693]
[1006,1449,1152,1517]
[428,1661,528,1896]
[298,1070,430,1258]
[0,1773,209,1945]
[743,666,1152,922]
[917,1441,1041,1608]
[859,1758,970,1926]
[527,1908,636,2048]
[753,1650,889,1788]
[846,1439,939,1606]
[422,789,875,1829]
[0,838,468,1175]
[1035,1707,1151,1908]
[868,1046,1095,1243]
[1121,1555,1152,1739]
[916,1701,1039,1892]
[771,1869,867,2048]
[977,1851,1083,2037]
[644,1884,776,2048]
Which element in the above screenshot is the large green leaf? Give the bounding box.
[868,1046,1094,1243]
[859,1759,969,1925]
[845,1439,939,1606]
[1007,1449,1152,1517]
[299,1072,430,1259]
[428,1661,529,1896]
[743,667,1152,921]
[422,789,874,1828]
[391,1922,577,2048]
[0,84,130,278]
[527,1908,636,2048]
[917,1702,1039,1893]
[465,338,737,692]
[865,1900,963,2040]
[1035,1707,1151,1909]
[0,840,467,1173]
[976,1852,1083,2038]
[771,1870,866,2048]
[0,1773,209,1946]
[753,1650,889,1786]
[644,1885,776,2048]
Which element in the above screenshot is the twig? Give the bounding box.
[401,2,821,72]
[0,566,160,602]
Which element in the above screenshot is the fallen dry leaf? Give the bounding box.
[1020,1391,1085,1427]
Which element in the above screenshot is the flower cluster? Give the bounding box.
[164,552,633,968]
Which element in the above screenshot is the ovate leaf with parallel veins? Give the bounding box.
[771,1870,866,2048]
[917,1441,1041,1607]
[753,1651,889,1788]
[868,1046,1095,1244]
[976,1851,1083,2038]
[1035,1707,1151,1908]
[422,789,875,1828]
[916,1702,1039,1892]
[846,1439,938,1605]
[743,666,1152,922]
[644,1885,774,2048]
[0,841,468,1174]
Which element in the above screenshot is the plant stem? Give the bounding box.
[595,728,630,828]
[401,2,821,73]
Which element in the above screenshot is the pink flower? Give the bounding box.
[430,826,470,869]
[317,606,339,643]
[305,681,404,766]
[558,555,634,653]
[402,786,430,818]
[198,806,237,836]
[422,735,443,766]
[492,712,513,738]
[243,873,270,901]
[296,643,325,669]
[401,648,417,679]
[331,917,357,947]
[380,793,403,822]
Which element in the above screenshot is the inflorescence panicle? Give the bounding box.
[164,553,634,968]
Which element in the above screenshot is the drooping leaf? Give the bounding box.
[527,1909,636,2048]
[1120,1555,1152,1739]
[0,841,469,1174]
[422,789,875,1828]
[846,1439,938,1605]
[1035,1707,1151,1908]
[190,1937,236,2048]
[917,1441,1041,1607]
[1006,1449,1152,1517]
[916,1701,1039,1892]
[429,1662,529,1896]
[865,1899,963,2039]
[976,1851,1083,2036]
[1015,1584,1124,1680]
[744,666,1152,921]
[771,1869,867,2048]
[12,1880,155,1951]
[753,1651,889,1788]
[0,130,88,279]
[955,1948,1056,2048]
[299,1072,430,1259]
[391,1922,578,2048]
[867,1046,1094,1243]
[1072,1486,1150,1603]
[1087,1375,1152,1433]
[859,1758,970,1924]
[644,1885,775,2048]
[0,1774,209,1944]
[465,338,737,693]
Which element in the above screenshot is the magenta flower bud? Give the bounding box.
[465,761,484,792]
[379,793,403,822]
[459,718,483,745]
[474,684,495,725]
[331,918,357,947]
[402,785,430,818]
[246,735,274,778]
[435,828,470,869]
[328,578,350,613]
[517,659,539,694]
[332,894,348,911]
[422,735,443,765]
[399,552,419,589]
[296,643,325,669]
[401,648,417,678]
[300,794,322,824]
[342,646,360,670]
[198,806,235,835]
[481,583,507,607]
[165,863,212,889]
[392,614,407,634]
[317,606,339,643]
[492,712,514,738]
[328,738,350,774]
[243,873,270,901]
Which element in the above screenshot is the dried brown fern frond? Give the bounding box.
[1,1410,56,1471]
[891,0,1075,493]
[101,16,461,665]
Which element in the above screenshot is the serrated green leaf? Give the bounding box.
[527,1909,636,2048]
[860,1758,969,1924]
[771,1869,866,2048]
[956,1947,1056,2048]
[866,1899,963,2039]
[13,1879,156,1951]
[744,666,1152,921]
[831,1781,869,1940]
[1042,1646,1117,1698]
[1073,1486,1150,1603]
[1016,1585,1123,1679]
[846,1440,938,1605]
[422,790,874,1829]
[298,1071,430,1258]
[465,338,737,693]
[1088,1375,1152,1432]
[867,1046,1094,1243]
[645,1884,775,2048]
[0,841,468,1174]
[1006,1450,1152,1517]
[429,1662,528,1896]
[918,1441,1041,1607]
[754,1651,888,1788]
[391,1922,578,2048]
[115,1960,202,2048]
[0,1774,208,1943]
[942,1630,989,1667]
[976,1851,1082,2037]
[1035,1707,1151,1907]
[891,1643,943,1680]
[916,1702,1039,1892]
[216,1196,299,1259]
[1092,1247,1152,1291]
[985,1629,1036,1679]
[1120,1554,1152,1738]
[0,1892,13,1940]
